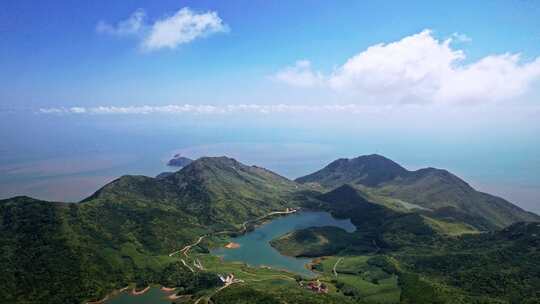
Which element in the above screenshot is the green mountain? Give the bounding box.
[272,185,479,257]
[394,221,540,303]
[296,154,408,187]
[296,154,539,229]
[271,185,540,303]
[85,156,299,228]
[1,155,539,304]
[0,157,303,304]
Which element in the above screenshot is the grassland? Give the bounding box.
[313,255,401,304]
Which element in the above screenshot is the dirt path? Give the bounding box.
[195,279,244,304]
[333,257,343,278]
[169,208,299,303]
[169,208,297,257]
[180,235,206,256]
[241,209,297,232]
[181,258,195,273]
[169,235,206,257]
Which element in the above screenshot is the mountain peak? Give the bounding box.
[197,155,239,164]
[296,154,407,188]
[177,156,245,177]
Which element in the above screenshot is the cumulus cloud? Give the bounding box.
[142,8,228,51]
[97,7,227,51]
[274,29,540,104]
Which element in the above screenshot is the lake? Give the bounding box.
[211,211,356,277]
[106,211,355,303]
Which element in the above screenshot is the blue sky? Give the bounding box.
[2,0,540,107]
[0,1,539,212]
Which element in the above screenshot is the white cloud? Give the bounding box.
[274,29,540,104]
[142,8,228,51]
[96,9,146,36]
[69,107,87,113]
[97,7,227,51]
[38,104,396,115]
[272,60,324,87]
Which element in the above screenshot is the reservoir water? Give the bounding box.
[211,211,356,277]
[107,211,355,303]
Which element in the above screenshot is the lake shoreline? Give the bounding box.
[225,242,241,249]
[210,211,355,277]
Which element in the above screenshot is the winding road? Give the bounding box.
[169,208,298,257]
[167,208,299,304]
[333,257,343,278]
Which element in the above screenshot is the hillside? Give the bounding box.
[0,157,305,303]
[85,156,300,228]
[1,155,539,304]
[271,185,540,303]
[396,222,540,303]
[296,154,539,229]
[296,154,408,188]
[272,185,479,257]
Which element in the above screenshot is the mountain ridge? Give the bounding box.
[1,154,539,304]
[296,154,539,229]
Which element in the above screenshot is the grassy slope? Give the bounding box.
[295,155,540,230]
[269,184,540,303]
[191,253,358,304]
[315,256,401,304]
[374,168,539,229]
[396,222,540,303]
[270,226,363,257]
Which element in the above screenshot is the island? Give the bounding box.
[166,154,193,167]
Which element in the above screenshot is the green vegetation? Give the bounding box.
[1,155,539,304]
[313,256,401,303]
[271,184,540,303]
[0,157,305,303]
[295,154,540,229]
[270,226,361,257]
[211,284,357,304]
[159,262,221,295]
